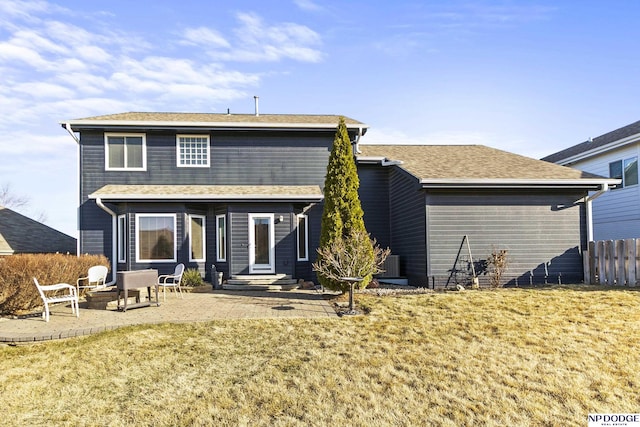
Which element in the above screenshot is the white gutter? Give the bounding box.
[63,119,369,131]
[420,178,618,186]
[63,122,80,143]
[583,182,613,242]
[94,197,117,286]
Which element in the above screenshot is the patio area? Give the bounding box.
[0,288,338,343]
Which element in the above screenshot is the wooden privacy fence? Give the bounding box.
[584,239,640,286]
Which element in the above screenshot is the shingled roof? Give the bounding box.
[0,206,76,255]
[63,112,367,131]
[542,120,640,164]
[358,145,612,188]
[89,185,323,202]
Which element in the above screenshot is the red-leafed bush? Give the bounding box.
[0,253,109,315]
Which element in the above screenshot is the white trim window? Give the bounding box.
[610,157,638,189]
[177,135,210,167]
[105,133,146,170]
[117,214,126,263]
[189,214,206,262]
[216,214,226,262]
[297,214,308,261]
[135,214,177,263]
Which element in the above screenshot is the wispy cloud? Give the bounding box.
[180,27,230,49]
[372,1,556,57]
[293,0,323,12]
[190,12,324,63]
[0,2,324,130]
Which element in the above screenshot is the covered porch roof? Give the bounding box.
[88,184,324,203]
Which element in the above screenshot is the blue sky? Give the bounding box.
[1,0,640,237]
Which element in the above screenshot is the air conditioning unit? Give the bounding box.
[379,255,400,277]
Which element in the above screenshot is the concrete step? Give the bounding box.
[227,274,295,286]
[222,283,300,291]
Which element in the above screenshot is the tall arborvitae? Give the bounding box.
[317,117,374,291]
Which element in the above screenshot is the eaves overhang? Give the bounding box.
[62,120,368,134]
[88,185,324,203]
[419,178,620,190]
[553,133,640,166]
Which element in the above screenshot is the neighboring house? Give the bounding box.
[62,112,614,287]
[542,120,639,241]
[0,205,76,255]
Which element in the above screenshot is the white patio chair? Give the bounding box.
[33,278,79,322]
[158,263,185,301]
[76,265,109,296]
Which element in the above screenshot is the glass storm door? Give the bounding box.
[248,214,275,274]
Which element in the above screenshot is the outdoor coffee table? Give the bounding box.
[116,269,160,312]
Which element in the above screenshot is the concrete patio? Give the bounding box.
[0,289,338,343]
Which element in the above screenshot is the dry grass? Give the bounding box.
[1,286,639,426]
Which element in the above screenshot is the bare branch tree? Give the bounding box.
[0,183,30,210]
[313,229,390,312]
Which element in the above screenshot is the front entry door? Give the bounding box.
[248,214,275,274]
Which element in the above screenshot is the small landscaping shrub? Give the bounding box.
[0,253,109,315]
[487,248,509,288]
[181,268,204,287]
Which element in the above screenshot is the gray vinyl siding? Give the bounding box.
[78,129,337,276]
[388,168,428,286]
[358,164,391,248]
[426,190,587,286]
[296,202,323,282]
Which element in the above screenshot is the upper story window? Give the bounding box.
[105,133,146,170]
[177,135,210,167]
[609,157,638,189]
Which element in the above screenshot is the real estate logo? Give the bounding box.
[588,414,640,427]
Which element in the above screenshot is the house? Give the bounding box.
[62,111,615,287]
[61,112,367,285]
[542,120,640,241]
[0,205,76,255]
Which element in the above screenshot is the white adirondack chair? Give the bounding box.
[33,278,79,322]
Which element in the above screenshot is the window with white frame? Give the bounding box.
[105,133,146,170]
[177,135,210,167]
[135,214,177,262]
[610,157,638,189]
[189,214,206,262]
[297,214,308,261]
[117,214,126,263]
[216,214,226,262]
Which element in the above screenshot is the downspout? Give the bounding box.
[584,183,610,242]
[95,197,117,286]
[352,127,363,155]
[62,123,81,256]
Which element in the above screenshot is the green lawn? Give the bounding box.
[1,286,639,426]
